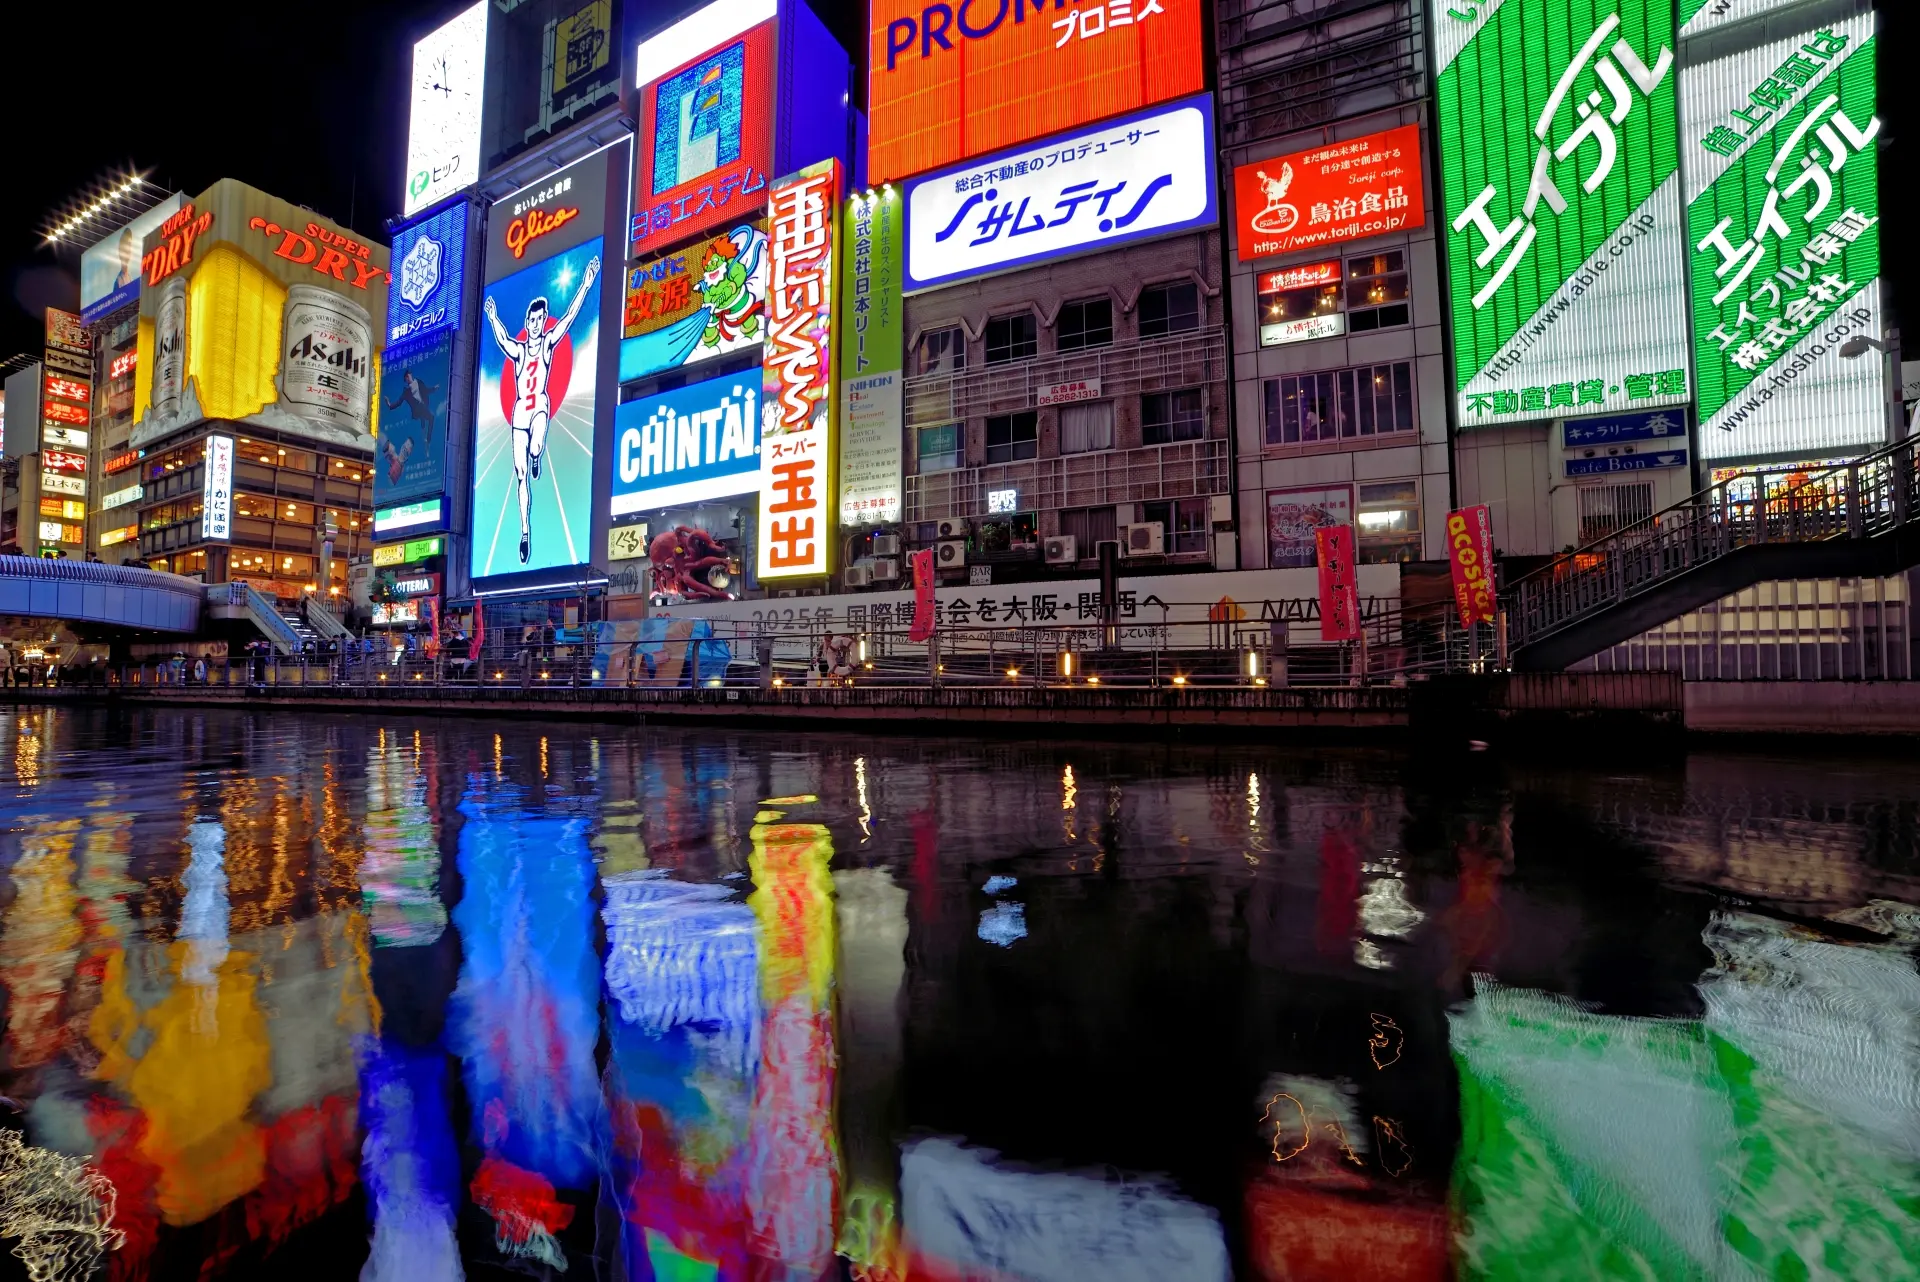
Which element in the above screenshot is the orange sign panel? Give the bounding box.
[1232,124,1425,263]
[868,0,1205,186]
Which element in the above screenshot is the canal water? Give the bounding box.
[1,706,1917,1281]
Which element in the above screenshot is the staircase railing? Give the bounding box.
[297,594,354,643]
[1504,433,1920,654]
[210,581,304,655]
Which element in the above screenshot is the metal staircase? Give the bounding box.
[1504,434,1920,672]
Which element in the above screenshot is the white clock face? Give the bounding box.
[403,0,488,217]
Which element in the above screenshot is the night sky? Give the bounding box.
[1,2,1909,365]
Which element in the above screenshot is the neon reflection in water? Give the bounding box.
[448,789,601,1269]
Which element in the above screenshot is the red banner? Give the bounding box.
[1232,123,1425,262]
[1316,525,1360,642]
[1446,505,1497,629]
[908,547,936,643]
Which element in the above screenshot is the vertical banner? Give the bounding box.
[202,434,235,541]
[1316,525,1360,642]
[908,547,935,642]
[1446,505,1497,629]
[1681,14,1882,461]
[1433,0,1691,427]
[838,191,904,526]
[758,160,841,581]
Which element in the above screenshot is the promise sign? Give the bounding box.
[1433,0,1692,426]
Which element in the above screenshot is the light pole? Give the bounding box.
[1837,327,1904,443]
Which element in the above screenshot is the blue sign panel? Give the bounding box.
[387,202,468,350]
[1563,408,1687,448]
[1566,449,1688,477]
[903,94,1219,292]
[376,333,452,510]
[611,370,761,516]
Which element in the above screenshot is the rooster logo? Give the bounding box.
[1250,161,1299,235]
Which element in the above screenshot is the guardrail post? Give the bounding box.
[1847,463,1864,539]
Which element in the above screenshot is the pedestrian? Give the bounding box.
[542,619,557,660]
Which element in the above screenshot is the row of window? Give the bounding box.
[1258,251,1411,346]
[918,390,1208,471]
[918,282,1204,376]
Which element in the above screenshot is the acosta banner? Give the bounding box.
[868,0,1205,185]
[1232,124,1424,262]
[904,94,1218,291]
[1445,504,1496,629]
[612,371,762,515]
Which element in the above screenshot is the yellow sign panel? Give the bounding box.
[554,1,612,94]
[371,544,407,567]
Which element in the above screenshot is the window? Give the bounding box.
[1263,360,1415,445]
[986,411,1038,463]
[1578,482,1654,546]
[1138,281,1201,337]
[1058,401,1114,454]
[1346,251,1410,332]
[1257,262,1345,346]
[1142,389,1204,445]
[918,424,964,472]
[1355,481,1421,563]
[1059,506,1118,555]
[985,313,1037,365]
[1140,498,1209,554]
[918,326,967,376]
[1056,297,1113,351]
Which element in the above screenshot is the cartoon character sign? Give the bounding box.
[618,224,767,383]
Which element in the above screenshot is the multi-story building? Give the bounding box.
[1215,0,1449,571]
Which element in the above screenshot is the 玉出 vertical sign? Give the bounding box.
[1682,13,1882,461]
[1445,505,1496,629]
[202,434,235,540]
[1434,0,1692,426]
[758,160,841,581]
[1316,524,1360,642]
[838,191,903,526]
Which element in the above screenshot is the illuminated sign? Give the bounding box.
[1262,313,1346,347]
[43,400,89,426]
[987,488,1018,514]
[630,14,775,251]
[81,194,185,323]
[484,144,612,278]
[99,525,138,547]
[388,202,467,347]
[41,499,87,521]
[1682,13,1881,461]
[42,425,88,450]
[839,193,904,526]
[868,0,1206,186]
[1233,125,1425,262]
[620,222,767,383]
[41,473,86,497]
[375,497,444,535]
[44,375,89,404]
[1259,262,1341,293]
[202,435,234,539]
[43,450,87,474]
[101,483,145,510]
[612,371,761,515]
[758,160,840,580]
[904,94,1218,292]
[143,202,215,285]
[1433,0,1692,425]
[1563,407,1686,447]
[555,1,613,94]
[377,334,452,511]
[372,543,407,567]
[246,216,388,291]
[104,450,140,474]
[38,521,64,543]
[1681,0,1803,37]
[404,1,487,217]
[372,600,423,626]
[110,350,138,381]
[391,572,442,598]
[607,523,648,561]
[404,536,444,561]
[1565,447,1687,475]
[45,308,86,355]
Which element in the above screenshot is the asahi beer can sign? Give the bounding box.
[280,285,372,432]
[153,277,188,415]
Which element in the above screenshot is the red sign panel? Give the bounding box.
[1316,524,1360,642]
[1233,123,1425,263]
[1446,504,1497,630]
[44,450,88,474]
[43,400,90,426]
[44,375,90,405]
[631,19,775,253]
[868,0,1206,186]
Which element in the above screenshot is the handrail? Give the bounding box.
[298,595,354,642]
[0,555,203,597]
[209,581,305,654]
[1503,433,1920,653]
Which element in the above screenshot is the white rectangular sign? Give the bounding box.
[839,371,903,525]
[41,472,86,497]
[1260,313,1346,348]
[42,425,89,450]
[202,434,234,540]
[1037,378,1101,407]
[404,1,488,217]
[904,95,1220,292]
[101,483,144,510]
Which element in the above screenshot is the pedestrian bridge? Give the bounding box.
[0,555,204,633]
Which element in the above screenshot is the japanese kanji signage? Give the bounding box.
[631,17,775,252]
[619,222,767,383]
[868,0,1205,186]
[1433,0,1692,427]
[758,160,841,580]
[838,191,904,527]
[1232,123,1425,262]
[1682,13,1882,461]
[1316,524,1361,642]
[904,93,1218,291]
[1679,0,1802,37]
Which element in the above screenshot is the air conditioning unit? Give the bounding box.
[844,565,874,588]
[870,533,902,557]
[1043,534,1077,564]
[1208,494,1233,528]
[1120,521,1164,557]
[936,538,967,568]
[936,516,969,540]
[872,557,900,580]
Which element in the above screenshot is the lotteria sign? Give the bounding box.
[1433,0,1692,426]
[1681,13,1882,461]
[611,371,762,515]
